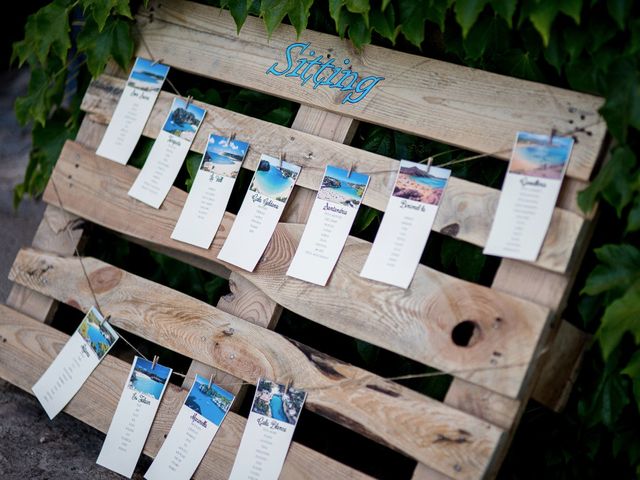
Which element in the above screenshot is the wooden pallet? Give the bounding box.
[1,1,605,478]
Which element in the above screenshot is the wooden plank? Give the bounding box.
[9,249,505,479]
[135,0,605,182]
[45,142,552,398]
[81,75,585,274]
[0,304,371,480]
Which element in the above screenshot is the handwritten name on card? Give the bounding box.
[32,307,118,419]
[484,132,574,262]
[96,58,170,165]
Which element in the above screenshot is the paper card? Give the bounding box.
[360,160,450,289]
[483,132,574,262]
[229,378,307,480]
[287,165,370,286]
[145,374,235,480]
[97,357,172,478]
[32,307,118,419]
[171,134,249,249]
[96,58,170,164]
[217,155,301,271]
[128,98,207,209]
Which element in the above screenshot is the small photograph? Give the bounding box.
[392,160,449,206]
[128,357,171,401]
[317,165,369,208]
[185,374,234,426]
[251,378,306,426]
[162,98,206,142]
[509,132,574,180]
[127,57,169,92]
[77,307,118,359]
[200,134,249,178]
[248,156,301,203]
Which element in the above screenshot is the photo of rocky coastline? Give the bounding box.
[127,357,171,401]
[77,308,118,359]
[392,160,449,206]
[162,98,206,142]
[317,165,369,208]
[248,156,300,202]
[509,132,573,180]
[251,378,306,426]
[200,134,249,178]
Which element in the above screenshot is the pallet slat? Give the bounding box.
[9,248,504,480]
[0,304,371,480]
[81,74,585,274]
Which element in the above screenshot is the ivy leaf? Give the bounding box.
[464,13,509,60]
[606,0,631,30]
[221,0,251,32]
[85,0,119,31]
[370,5,399,44]
[288,0,313,36]
[597,279,640,359]
[398,0,428,46]
[455,0,490,37]
[349,14,372,48]
[599,58,640,143]
[621,350,640,408]
[490,0,516,27]
[345,0,369,14]
[184,152,202,192]
[261,0,292,37]
[582,244,640,296]
[77,17,133,77]
[441,238,486,282]
[329,0,345,31]
[578,146,636,214]
[498,48,545,81]
[627,195,640,232]
[524,0,581,46]
[353,207,380,233]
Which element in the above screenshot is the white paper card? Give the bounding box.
[171,134,249,249]
[287,165,370,286]
[128,98,206,209]
[97,357,172,478]
[218,155,301,271]
[484,132,574,261]
[361,161,450,289]
[96,58,170,164]
[32,307,118,419]
[229,378,306,480]
[145,374,234,480]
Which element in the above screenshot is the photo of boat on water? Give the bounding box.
[317,165,369,208]
[127,58,169,92]
[200,134,249,178]
[251,378,306,426]
[509,132,574,180]
[392,160,450,206]
[184,374,234,426]
[128,357,171,401]
[162,98,206,142]
[77,308,118,359]
[248,156,301,203]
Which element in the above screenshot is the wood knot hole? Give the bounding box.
[451,320,481,347]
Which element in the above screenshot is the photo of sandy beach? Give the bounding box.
[392,160,450,206]
[127,357,171,401]
[127,58,169,92]
[317,165,369,208]
[248,156,300,203]
[162,98,206,142]
[200,134,249,178]
[185,374,234,426]
[509,132,573,180]
[77,308,118,359]
[251,378,306,426]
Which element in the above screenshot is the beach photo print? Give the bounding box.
[128,357,171,400]
[393,160,448,205]
[145,374,235,480]
[317,165,368,208]
[127,58,169,92]
[251,378,306,426]
[162,98,206,143]
[249,157,301,203]
[509,131,573,180]
[201,134,249,179]
[77,307,118,358]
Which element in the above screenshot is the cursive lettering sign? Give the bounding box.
[520,178,547,188]
[266,42,384,104]
[322,202,348,215]
[400,199,426,212]
[80,343,91,359]
[190,412,208,428]
[257,416,288,432]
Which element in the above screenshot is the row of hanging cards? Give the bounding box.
[129,98,207,208]
[96,58,170,164]
[32,308,119,419]
[97,356,172,478]
[171,134,249,248]
[218,155,301,271]
[229,378,307,480]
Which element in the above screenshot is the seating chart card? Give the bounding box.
[287,165,369,286]
[96,57,170,164]
[97,357,172,478]
[128,98,206,209]
[361,160,450,288]
[484,132,574,261]
[32,307,118,419]
[218,155,301,271]
[171,134,249,249]
[145,374,235,480]
[229,378,306,480]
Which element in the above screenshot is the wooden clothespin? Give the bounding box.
[278,151,285,169]
[101,314,111,326]
[151,355,159,370]
[208,373,216,388]
[425,156,433,175]
[347,160,354,178]
[150,58,163,67]
[548,128,557,145]
[185,95,193,109]
[284,377,292,397]
[227,132,236,146]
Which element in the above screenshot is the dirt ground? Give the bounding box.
[0,70,151,479]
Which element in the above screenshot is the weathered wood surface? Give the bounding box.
[44,141,551,399]
[82,74,584,274]
[0,304,372,480]
[9,249,504,480]
[135,0,605,182]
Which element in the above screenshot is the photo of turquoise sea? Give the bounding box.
[249,156,301,202]
[77,308,118,359]
[200,134,249,178]
[251,378,306,426]
[128,357,171,401]
[127,58,169,91]
[162,98,206,142]
[317,165,368,208]
[185,374,234,426]
[509,131,573,180]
